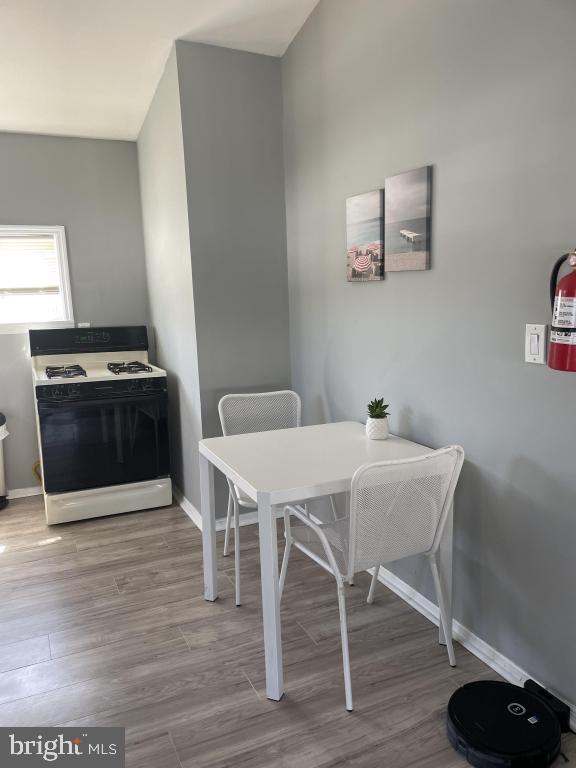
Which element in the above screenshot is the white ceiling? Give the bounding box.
[0,0,319,141]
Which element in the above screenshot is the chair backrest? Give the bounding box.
[218,390,301,436]
[347,446,464,580]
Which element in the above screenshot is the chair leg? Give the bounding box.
[234,500,241,607]
[279,541,292,599]
[367,565,380,604]
[429,554,456,667]
[223,492,233,556]
[328,496,353,584]
[279,508,292,599]
[337,582,353,711]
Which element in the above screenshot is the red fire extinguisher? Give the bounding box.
[549,250,576,371]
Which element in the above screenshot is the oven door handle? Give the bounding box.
[37,393,165,410]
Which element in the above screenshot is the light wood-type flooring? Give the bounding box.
[0,496,573,767]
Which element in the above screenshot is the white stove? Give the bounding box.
[32,350,167,385]
[30,326,172,525]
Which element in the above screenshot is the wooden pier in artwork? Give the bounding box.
[400,229,423,243]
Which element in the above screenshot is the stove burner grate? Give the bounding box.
[107,361,153,375]
[45,364,87,379]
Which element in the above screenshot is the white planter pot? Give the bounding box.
[366,416,390,440]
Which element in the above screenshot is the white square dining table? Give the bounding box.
[199,421,454,701]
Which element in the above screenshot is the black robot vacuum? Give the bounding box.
[447,681,562,768]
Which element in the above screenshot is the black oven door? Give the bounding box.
[38,386,170,494]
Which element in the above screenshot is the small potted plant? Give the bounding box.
[366,397,390,440]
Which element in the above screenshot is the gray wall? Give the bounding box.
[137,42,290,515]
[171,41,291,513]
[0,132,148,491]
[137,50,204,509]
[176,40,291,439]
[283,0,576,706]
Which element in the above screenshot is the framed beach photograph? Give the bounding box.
[384,166,432,272]
[346,189,384,281]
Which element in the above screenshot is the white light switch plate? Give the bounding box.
[525,324,547,364]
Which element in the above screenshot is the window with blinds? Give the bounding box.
[0,226,73,328]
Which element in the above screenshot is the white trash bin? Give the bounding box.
[0,413,7,510]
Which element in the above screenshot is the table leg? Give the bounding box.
[438,501,453,646]
[200,454,217,602]
[257,494,284,701]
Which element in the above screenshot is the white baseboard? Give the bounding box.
[173,487,204,529]
[7,485,43,499]
[173,487,283,532]
[374,565,576,731]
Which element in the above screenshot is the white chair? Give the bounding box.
[218,390,302,607]
[279,445,465,711]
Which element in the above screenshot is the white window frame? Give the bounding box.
[0,225,74,334]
